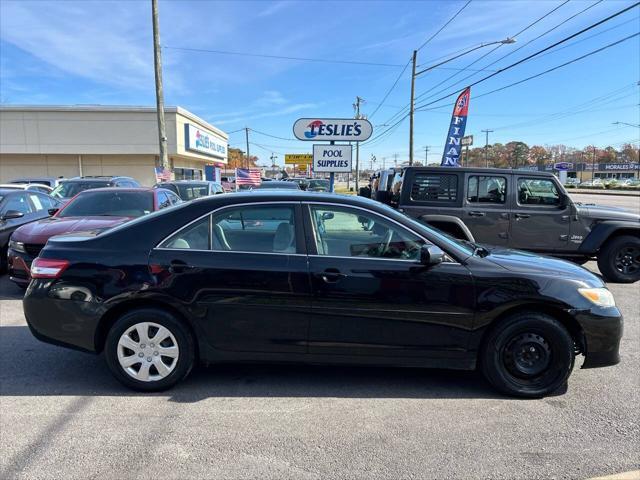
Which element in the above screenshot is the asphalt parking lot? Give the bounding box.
[1,193,638,480]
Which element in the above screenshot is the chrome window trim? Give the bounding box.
[155,201,301,251]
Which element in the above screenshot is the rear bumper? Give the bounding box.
[7,248,35,286]
[574,308,623,368]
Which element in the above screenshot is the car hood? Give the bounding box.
[12,216,131,244]
[576,203,640,222]
[483,247,603,287]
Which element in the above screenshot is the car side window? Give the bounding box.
[410,173,458,202]
[467,176,506,204]
[168,192,181,205]
[157,191,172,209]
[4,193,33,214]
[160,216,211,250]
[517,178,560,206]
[28,193,56,211]
[310,205,424,260]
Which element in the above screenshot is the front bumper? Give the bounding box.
[573,307,623,368]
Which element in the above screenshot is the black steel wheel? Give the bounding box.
[481,311,574,398]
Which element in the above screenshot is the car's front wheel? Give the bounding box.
[105,308,195,391]
[480,312,575,398]
[597,235,640,283]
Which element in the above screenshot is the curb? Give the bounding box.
[588,470,640,480]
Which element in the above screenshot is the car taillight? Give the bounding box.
[30,258,70,279]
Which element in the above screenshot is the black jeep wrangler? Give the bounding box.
[364,167,640,283]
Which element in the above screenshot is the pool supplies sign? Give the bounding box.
[313,144,352,172]
[184,124,228,161]
[293,118,373,142]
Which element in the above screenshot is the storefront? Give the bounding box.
[522,162,639,181]
[0,105,228,185]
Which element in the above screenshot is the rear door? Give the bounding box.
[510,176,571,251]
[149,202,311,354]
[462,173,510,246]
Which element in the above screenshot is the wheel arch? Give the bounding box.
[419,214,475,241]
[477,303,586,357]
[579,222,640,253]
[94,298,199,359]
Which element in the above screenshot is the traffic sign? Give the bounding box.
[313,144,352,172]
[554,162,573,171]
[293,118,373,141]
[285,154,312,165]
[461,135,473,146]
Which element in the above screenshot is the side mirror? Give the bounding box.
[48,208,59,216]
[559,194,570,209]
[1,210,25,221]
[420,244,445,266]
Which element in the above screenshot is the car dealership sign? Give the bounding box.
[293,118,373,141]
[184,124,227,160]
[313,144,352,172]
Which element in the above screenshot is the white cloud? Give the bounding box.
[214,102,317,125]
[257,1,290,18]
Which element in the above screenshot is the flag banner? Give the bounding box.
[154,167,173,182]
[441,87,471,167]
[235,168,262,186]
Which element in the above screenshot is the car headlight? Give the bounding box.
[9,240,26,253]
[578,287,616,307]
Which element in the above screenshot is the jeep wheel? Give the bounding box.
[597,235,640,283]
[480,312,575,398]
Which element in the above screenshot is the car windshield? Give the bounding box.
[58,191,153,218]
[308,179,330,190]
[255,182,299,189]
[51,181,110,198]
[176,184,209,200]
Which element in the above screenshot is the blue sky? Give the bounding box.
[1,0,638,166]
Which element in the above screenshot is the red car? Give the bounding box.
[7,187,180,287]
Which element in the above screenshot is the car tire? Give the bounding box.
[480,312,575,398]
[105,308,195,392]
[597,235,640,283]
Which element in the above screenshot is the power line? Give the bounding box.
[249,128,298,141]
[368,58,411,119]
[414,3,640,111]
[417,0,473,51]
[163,46,405,68]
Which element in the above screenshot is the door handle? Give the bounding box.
[514,213,530,220]
[316,268,346,283]
[169,260,193,274]
[468,211,486,217]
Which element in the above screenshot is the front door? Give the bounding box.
[463,173,510,246]
[150,203,310,354]
[304,203,475,358]
[510,176,571,251]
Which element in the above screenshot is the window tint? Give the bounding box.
[51,181,110,198]
[4,193,32,214]
[28,193,56,211]
[157,191,172,209]
[467,176,506,204]
[168,192,181,205]
[410,173,457,202]
[58,191,153,218]
[517,178,560,206]
[161,216,211,250]
[310,205,424,260]
[176,184,209,200]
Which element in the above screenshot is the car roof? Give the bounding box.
[75,187,154,194]
[62,176,134,182]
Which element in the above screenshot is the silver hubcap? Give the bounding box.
[117,322,179,382]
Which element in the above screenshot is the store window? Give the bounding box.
[174,168,203,181]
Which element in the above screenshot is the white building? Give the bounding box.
[0,105,228,185]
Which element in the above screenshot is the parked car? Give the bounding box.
[154,180,224,200]
[50,176,141,203]
[8,187,180,287]
[240,180,300,190]
[0,183,54,194]
[0,189,60,272]
[286,178,310,190]
[25,191,622,397]
[220,176,235,192]
[9,177,64,188]
[365,167,640,283]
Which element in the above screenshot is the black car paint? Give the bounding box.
[23,192,622,372]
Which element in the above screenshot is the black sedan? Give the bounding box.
[0,188,60,271]
[24,191,622,397]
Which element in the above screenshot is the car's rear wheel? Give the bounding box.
[105,308,195,391]
[597,235,640,283]
[480,312,575,398]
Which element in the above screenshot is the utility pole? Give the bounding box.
[393,153,399,167]
[592,145,597,181]
[423,145,430,165]
[482,129,493,168]
[354,96,365,191]
[245,127,250,169]
[409,50,417,166]
[151,0,169,172]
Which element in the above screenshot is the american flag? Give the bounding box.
[235,168,262,186]
[154,167,172,182]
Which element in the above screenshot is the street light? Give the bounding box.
[408,37,516,165]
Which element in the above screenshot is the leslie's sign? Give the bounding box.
[185,124,227,161]
[293,118,372,141]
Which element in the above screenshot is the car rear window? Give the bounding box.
[51,181,111,198]
[176,184,209,200]
[58,191,153,218]
[410,173,458,202]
